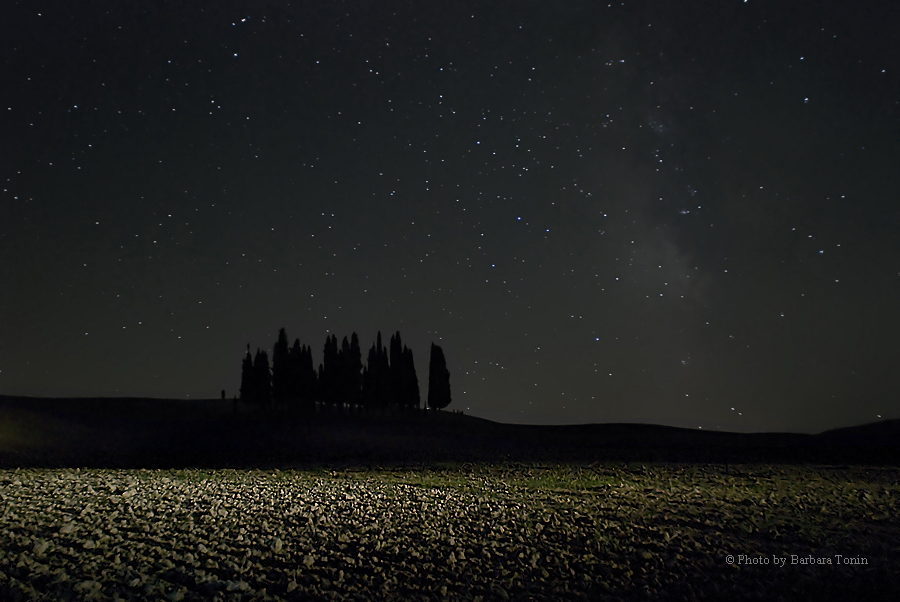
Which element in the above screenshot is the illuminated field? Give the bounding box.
[1,465,897,600]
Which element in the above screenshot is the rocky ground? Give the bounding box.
[0,464,897,601]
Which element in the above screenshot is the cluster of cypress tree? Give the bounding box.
[318,332,364,406]
[362,331,420,410]
[240,334,317,409]
[239,328,449,412]
[239,346,272,403]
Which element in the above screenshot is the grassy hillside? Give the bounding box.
[1,396,897,468]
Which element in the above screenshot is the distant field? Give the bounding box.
[2,396,899,468]
[1,464,897,600]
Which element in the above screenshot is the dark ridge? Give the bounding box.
[1,395,898,468]
[811,419,900,446]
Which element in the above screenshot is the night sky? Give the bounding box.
[2,1,898,433]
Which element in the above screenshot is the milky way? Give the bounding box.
[2,1,898,432]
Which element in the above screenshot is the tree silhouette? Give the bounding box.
[238,328,429,412]
[400,345,420,409]
[375,331,391,407]
[272,327,290,403]
[337,335,351,408]
[390,331,403,401]
[300,344,317,408]
[253,348,272,405]
[361,331,391,409]
[239,344,254,401]
[322,334,339,406]
[288,338,302,400]
[347,332,363,407]
[362,344,377,409]
[427,342,451,410]
[288,338,317,411]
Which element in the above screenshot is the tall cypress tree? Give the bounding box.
[348,332,363,407]
[288,338,302,401]
[389,331,403,405]
[315,363,324,403]
[253,348,272,405]
[302,344,317,408]
[427,343,451,410]
[401,345,420,409]
[272,328,290,403]
[322,334,339,405]
[362,343,377,409]
[376,331,391,407]
[239,344,254,401]
[337,335,351,406]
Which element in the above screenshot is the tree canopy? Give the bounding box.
[239,328,431,412]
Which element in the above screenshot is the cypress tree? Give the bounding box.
[288,338,303,402]
[362,343,377,409]
[313,363,322,404]
[427,343,451,410]
[401,345,420,409]
[338,335,351,406]
[253,348,272,405]
[376,331,391,407]
[301,344,316,409]
[349,332,363,407]
[322,334,339,405]
[272,328,290,403]
[239,344,254,401]
[389,331,403,405]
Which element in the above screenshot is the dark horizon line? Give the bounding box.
[2,393,896,438]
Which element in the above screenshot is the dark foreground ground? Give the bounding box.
[1,465,897,601]
[1,397,898,600]
[1,395,899,468]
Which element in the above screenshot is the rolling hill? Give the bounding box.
[1,395,897,467]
